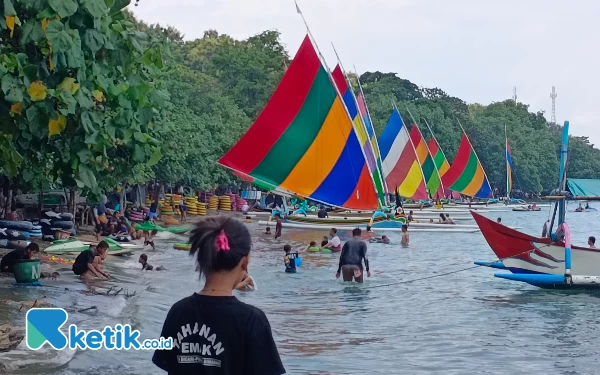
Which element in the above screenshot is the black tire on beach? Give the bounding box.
[49,220,74,230]
[42,211,74,221]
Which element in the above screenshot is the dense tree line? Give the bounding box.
[1,4,598,211]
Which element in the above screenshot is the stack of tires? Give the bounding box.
[187,197,199,215]
[219,195,231,211]
[208,195,219,211]
[0,220,32,246]
[197,202,207,216]
[236,198,248,211]
[161,195,175,216]
[38,211,74,241]
[129,210,145,223]
[199,192,213,204]
[145,195,152,207]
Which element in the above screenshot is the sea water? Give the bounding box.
[1,206,600,374]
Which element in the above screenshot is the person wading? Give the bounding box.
[336,228,370,283]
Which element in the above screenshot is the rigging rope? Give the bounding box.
[360,247,539,290]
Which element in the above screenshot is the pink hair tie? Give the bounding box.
[215,230,230,251]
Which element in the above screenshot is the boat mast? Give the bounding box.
[294,0,381,209]
[406,107,445,199]
[557,121,570,225]
[331,44,387,208]
[505,123,510,200]
[394,102,429,200]
[355,67,390,202]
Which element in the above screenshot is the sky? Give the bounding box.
[132,0,600,145]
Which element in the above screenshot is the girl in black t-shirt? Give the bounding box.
[152,216,285,375]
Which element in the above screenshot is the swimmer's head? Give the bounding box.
[265,227,271,233]
[189,217,251,281]
[284,244,291,253]
[352,227,361,237]
[151,229,158,235]
[309,241,316,247]
[139,254,148,264]
[401,224,408,232]
[330,228,337,236]
[382,235,389,241]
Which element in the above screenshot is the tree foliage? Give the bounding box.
[360,71,600,193]
[0,0,168,203]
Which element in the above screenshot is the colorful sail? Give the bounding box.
[356,80,388,196]
[409,125,442,198]
[427,138,451,177]
[331,66,386,207]
[219,36,378,210]
[441,134,492,198]
[506,140,513,196]
[378,108,428,200]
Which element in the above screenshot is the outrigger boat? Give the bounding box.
[473,121,600,289]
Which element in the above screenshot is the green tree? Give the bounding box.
[0,0,168,205]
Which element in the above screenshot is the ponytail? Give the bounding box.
[189,217,251,279]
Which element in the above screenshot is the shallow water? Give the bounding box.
[2,205,600,374]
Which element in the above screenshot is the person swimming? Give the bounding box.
[139,253,165,271]
[264,227,271,235]
[307,241,320,252]
[369,235,390,244]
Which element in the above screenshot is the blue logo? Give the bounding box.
[26,308,68,350]
[26,308,172,351]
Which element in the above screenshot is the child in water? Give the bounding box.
[152,217,285,374]
[264,227,271,235]
[284,244,299,273]
[369,235,390,244]
[307,241,320,252]
[139,254,165,271]
[72,241,111,279]
[401,224,409,246]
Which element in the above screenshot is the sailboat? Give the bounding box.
[219,36,379,212]
[473,121,600,289]
[406,111,444,200]
[441,124,493,205]
[423,119,460,201]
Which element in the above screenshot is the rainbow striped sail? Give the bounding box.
[506,140,513,196]
[378,108,428,200]
[331,66,386,207]
[409,125,442,198]
[428,138,451,177]
[441,134,492,198]
[356,92,388,195]
[219,36,378,210]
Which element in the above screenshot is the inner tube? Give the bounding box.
[0,220,33,231]
[174,243,191,251]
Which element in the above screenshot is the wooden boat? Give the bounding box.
[259,221,480,233]
[473,121,600,289]
[512,207,541,212]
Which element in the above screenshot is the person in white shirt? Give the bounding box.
[322,228,342,253]
[241,203,249,214]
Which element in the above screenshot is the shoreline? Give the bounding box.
[0,210,248,373]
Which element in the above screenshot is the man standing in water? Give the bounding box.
[336,228,370,283]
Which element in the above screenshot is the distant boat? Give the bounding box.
[474,121,600,289]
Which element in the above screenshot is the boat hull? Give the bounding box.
[471,211,600,286]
